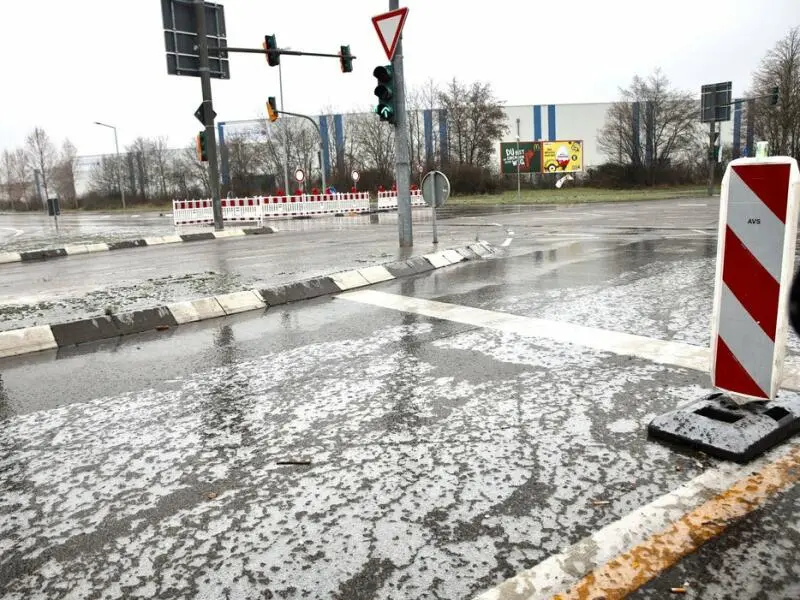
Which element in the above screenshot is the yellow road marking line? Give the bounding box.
[551,445,800,600]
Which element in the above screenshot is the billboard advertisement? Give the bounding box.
[542,141,583,173]
[500,142,542,174]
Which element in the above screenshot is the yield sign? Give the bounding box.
[371,7,409,61]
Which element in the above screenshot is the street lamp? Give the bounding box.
[94,121,126,210]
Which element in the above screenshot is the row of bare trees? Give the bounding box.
[0,128,78,211]
[594,26,800,187]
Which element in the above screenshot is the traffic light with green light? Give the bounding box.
[263,34,280,67]
[770,86,779,106]
[196,131,208,162]
[373,65,395,125]
[267,97,278,122]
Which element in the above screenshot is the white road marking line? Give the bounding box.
[472,438,800,600]
[335,290,800,390]
[501,238,513,247]
[678,202,707,207]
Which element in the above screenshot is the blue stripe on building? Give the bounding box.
[319,116,331,177]
[733,100,743,158]
[333,114,345,174]
[217,122,229,186]
[547,105,556,141]
[533,105,542,141]
[645,101,654,166]
[423,109,433,166]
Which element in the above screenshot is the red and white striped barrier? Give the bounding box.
[172,192,370,226]
[173,199,215,225]
[710,157,800,400]
[377,189,426,210]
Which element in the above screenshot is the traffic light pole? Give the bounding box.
[194,0,223,230]
[390,0,413,248]
[707,121,715,197]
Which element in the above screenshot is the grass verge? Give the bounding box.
[447,185,714,206]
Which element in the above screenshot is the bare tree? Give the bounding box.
[748,26,800,159]
[438,78,507,167]
[25,127,56,202]
[89,155,124,197]
[225,130,267,196]
[597,69,699,183]
[350,113,395,180]
[52,139,78,208]
[149,136,171,199]
[0,150,14,210]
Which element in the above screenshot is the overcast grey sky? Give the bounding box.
[1,0,798,157]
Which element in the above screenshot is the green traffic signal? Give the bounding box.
[373,64,395,125]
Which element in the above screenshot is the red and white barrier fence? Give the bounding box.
[376,189,425,210]
[710,157,800,400]
[172,193,370,226]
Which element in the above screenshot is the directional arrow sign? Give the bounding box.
[371,7,409,61]
[378,106,393,120]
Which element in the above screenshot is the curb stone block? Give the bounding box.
[213,230,246,239]
[180,232,215,242]
[358,265,395,284]
[457,247,481,260]
[20,248,67,261]
[469,243,491,257]
[50,316,120,347]
[406,256,435,273]
[0,326,57,358]
[261,277,339,306]
[424,252,451,268]
[384,260,416,278]
[112,307,178,336]
[243,227,276,235]
[108,239,147,250]
[0,252,21,264]
[442,249,465,264]
[167,297,226,324]
[215,290,266,315]
[331,270,370,291]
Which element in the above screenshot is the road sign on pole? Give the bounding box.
[422,170,449,246]
[371,7,408,61]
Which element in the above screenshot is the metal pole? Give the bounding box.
[194,0,223,230]
[707,120,715,197]
[279,61,290,193]
[113,127,126,210]
[431,178,438,245]
[516,118,521,203]
[390,0,412,247]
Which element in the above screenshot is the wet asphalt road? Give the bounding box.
[2,232,799,599]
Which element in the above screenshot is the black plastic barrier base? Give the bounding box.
[648,392,800,463]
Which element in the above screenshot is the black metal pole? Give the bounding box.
[195,0,223,230]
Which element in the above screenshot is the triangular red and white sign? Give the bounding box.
[372,7,409,62]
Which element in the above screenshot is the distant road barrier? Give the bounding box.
[172,193,370,226]
[376,189,425,210]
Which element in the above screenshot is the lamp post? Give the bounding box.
[94,121,126,210]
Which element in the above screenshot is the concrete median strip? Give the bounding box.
[0,242,495,359]
[0,226,275,266]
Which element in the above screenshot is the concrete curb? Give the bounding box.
[1,226,277,266]
[0,242,497,359]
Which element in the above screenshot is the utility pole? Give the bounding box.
[194,0,223,230]
[278,59,291,192]
[707,120,715,197]
[390,0,413,247]
[516,118,521,203]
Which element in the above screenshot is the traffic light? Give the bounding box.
[263,34,279,67]
[339,45,353,73]
[711,131,721,162]
[196,131,208,162]
[267,96,278,122]
[373,64,395,125]
[770,86,779,106]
